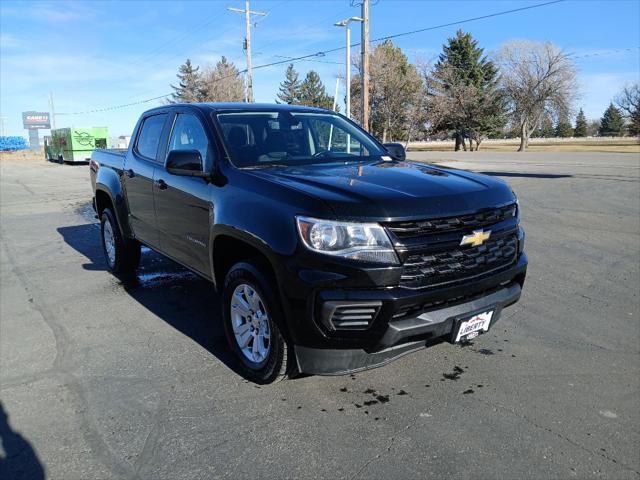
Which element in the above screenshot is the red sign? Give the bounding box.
[22,111,51,130]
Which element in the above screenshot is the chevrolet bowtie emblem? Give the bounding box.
[460,229,491,247]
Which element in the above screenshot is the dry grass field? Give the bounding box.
[0,149,45,162]
[408,137,640,153]
[1,138,638,163]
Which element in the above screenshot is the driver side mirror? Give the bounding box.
[166,150,209,177]
[383,143,406,161]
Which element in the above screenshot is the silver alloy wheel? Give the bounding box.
[103,219,116,267]
[230,283,271,364]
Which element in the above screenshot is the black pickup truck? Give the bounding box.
[90,103,527,383]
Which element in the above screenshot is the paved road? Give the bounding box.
[1,152,638,480]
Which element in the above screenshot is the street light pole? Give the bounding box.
[345,25,351,119]
[334,16,363,120]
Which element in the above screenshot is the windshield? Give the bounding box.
[215,110,387,168]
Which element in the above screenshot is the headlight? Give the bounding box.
[296,216,399,265]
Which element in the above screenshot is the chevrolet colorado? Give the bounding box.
[90,103,527,383]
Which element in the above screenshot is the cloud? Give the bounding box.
[6,1,99,23]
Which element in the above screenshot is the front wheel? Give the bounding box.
[222,261,291,383]
[100,207,140,274]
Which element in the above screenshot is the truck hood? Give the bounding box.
[247,160,515,220]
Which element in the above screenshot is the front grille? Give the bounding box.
[392,283,509,321]
[400,233,517,289]
[386,204,516,238]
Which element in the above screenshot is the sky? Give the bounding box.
[1,0,639,138]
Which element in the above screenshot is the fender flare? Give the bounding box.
[209,225,283,292]
[95,181,133,239]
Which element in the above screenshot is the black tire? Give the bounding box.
[222,261,291,384]
[100,207,140,274]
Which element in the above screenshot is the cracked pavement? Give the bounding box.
[0,151,638,479]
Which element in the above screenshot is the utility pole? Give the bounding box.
[48,92,56,130]
[361,0,370,132]
[227,0,266,103]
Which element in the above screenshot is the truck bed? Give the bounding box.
[90,149,127,192]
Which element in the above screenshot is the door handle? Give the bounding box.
[125,169,135,178]
[155,179,168,190]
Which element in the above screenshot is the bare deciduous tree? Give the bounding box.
[351,40,425,142]
[615,82,640,136]
[423,63,504,151]
[200,56,245,103]
[496,41,578,151]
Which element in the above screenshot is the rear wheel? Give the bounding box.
[222,261,291,383]
[100,207,140,273]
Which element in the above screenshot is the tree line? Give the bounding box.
[170,30,639,151]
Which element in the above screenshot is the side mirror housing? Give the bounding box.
[383,143,406,161]
[166,150,209,177]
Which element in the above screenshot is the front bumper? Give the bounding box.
[294,281,521,375]
[282,249,527,375]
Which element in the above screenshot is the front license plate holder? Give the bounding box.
[452,310,494,343]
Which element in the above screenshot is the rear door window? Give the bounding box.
[136,114,168,161]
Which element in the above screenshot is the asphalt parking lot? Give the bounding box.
[1,151,639,479]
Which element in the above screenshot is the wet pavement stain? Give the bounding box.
[443,366,465,381]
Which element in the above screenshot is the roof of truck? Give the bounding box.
[144,102,332,114]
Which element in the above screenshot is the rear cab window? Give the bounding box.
[136,114,168,161]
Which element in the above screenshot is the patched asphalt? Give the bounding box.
[1,151,638,479]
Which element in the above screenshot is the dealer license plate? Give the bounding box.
[455,311,494,343]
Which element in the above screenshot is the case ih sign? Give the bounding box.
[22,111,51,130]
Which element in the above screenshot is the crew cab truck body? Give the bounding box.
[90,103,527,383]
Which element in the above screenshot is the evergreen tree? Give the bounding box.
[533,114,554,138]
[276,64,302,104]
[598,103,625,136]
[555,114,574,137]
[299,71,333,109]
[429,29,505,150]
[170,59,202,103]
[574,108,587,137]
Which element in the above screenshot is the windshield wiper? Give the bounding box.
[243,163,289,170]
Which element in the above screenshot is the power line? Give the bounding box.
[569,46,640,59]
[243,0,569,73]
[57,0,566,115]
[271,54,342,65]
[369,0,566,44]
[57,94,172,115]
[101,12,238,93]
